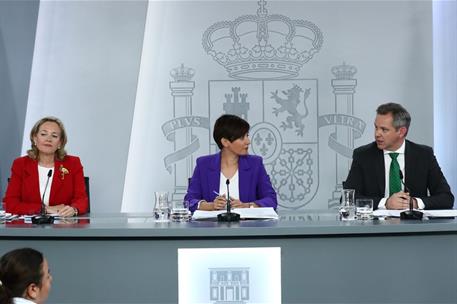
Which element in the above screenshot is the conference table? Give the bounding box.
[1,210,456,304]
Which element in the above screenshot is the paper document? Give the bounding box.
[422,209,457,217]
[192,207,278,220]
[373,209,457,218]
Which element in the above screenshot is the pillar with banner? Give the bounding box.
[329,62,358,206]
[169,64,196,201]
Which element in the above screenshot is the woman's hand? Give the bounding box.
[46,204,77,217]
[212,195,227,210]
[229,198,244,208]
[58,205,77,217]
[45,204,64,214]
[230,199,257,208]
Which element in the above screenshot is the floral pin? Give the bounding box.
[60,165,69,180]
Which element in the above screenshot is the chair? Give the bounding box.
[84,176,90,213]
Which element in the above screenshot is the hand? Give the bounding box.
[45,204,64,214]
[212,194,227,210]
[229,198,243,208]
[386,191,411,209]
[57,205,77,217]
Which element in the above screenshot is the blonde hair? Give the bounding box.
[27,116,68,161]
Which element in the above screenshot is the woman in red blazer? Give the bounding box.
[3,117,88,216]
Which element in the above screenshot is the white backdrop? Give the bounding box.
[12,0,455,213]
[122,0,434,212]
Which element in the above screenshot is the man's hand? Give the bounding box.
[386,191,411,209]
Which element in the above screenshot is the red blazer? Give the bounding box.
[3,155,89,215]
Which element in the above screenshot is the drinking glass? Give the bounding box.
[339,189,356,221]
[154,191,170,222]
[356,199,373,220]
[170,200,191,222]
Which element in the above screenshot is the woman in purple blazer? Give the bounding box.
[184,114,277,212]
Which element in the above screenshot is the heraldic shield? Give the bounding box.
[209,79,319,210]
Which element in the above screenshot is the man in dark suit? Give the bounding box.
[345,103,454,210]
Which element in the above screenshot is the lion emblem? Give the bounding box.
[271,84,310,136]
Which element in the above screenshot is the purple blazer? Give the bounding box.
[184,153,277,212]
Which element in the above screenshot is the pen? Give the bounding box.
[213,190,220,196]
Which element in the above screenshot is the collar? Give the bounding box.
[210,152,251,171]
[13,298,37,304]
[383,140,405,155]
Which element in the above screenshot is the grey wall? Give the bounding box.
[434,1,457,208]
[20,0,148,213]
[0,0,39,201]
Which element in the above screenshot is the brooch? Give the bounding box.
[60,165,69,180]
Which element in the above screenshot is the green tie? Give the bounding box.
[389,153,401,196]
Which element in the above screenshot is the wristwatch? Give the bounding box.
[72,207,78,216]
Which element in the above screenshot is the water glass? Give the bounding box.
[170,200,191,222]
[356,199,373,220]
[154,191,170,222]
[339,189,356,221]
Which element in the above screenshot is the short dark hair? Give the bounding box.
[213,114,250,149]
[0,248,44,304]
[376,102,411,131]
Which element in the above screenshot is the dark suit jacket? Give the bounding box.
[184,152,277,212]
[345,140,454,209]
[3,155,89,215]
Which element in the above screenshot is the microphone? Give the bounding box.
[226,179,231,213]
[217,178,240,222]
[32,169,55,224]
[398,169,423,220]
[41,169,52,215]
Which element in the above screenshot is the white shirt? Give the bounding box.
[13,298,37,304]
[38,165,54,205]
[377,141,425,209]
[219,171,240,200]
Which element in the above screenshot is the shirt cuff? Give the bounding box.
[415,197,425,209]
[197,200,205,210]
[377,198,388,209]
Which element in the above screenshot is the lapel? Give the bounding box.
[24,157,41,202]
[373,145,385,195]
[404,140,412,186]
[50,158,65,203]
[238,155,252,199]
[208,153,222,194]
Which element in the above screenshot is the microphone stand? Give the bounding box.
[32,169,55,224]
[217,179,240,222]
[398,170,423,220]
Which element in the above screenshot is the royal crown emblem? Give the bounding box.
[170,63,195,82]
[331,62,357,80]
[202,0,323,80]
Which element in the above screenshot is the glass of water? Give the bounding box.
[356,199,373,220]
[170,200,191,222]
[154,191,170,222]
[339,189,356,221]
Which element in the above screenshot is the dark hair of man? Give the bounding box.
[0,248,44,304]
[376,102,411,132]
[213,114,250,150]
